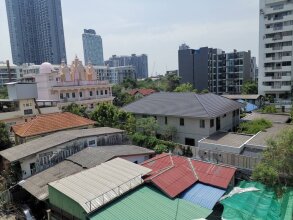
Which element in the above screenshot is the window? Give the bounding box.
[105,90,108,95]
[24,109,33,115]
[165,116,168,125]
[89,91,93,96]
[101,90,103,95]
[72,92,75,98]
[210,119,214,128]
[30,163,36,175]
[88,139,96,146]
[79,92,83,97]
[60,93,63,99]
[66,93,70,98]
[200,120,205,128]
[185,138,195,146]
[96,90,99,96]
[180,118,184,126]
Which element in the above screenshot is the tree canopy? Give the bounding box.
[90,103,135,133]
[62,103,87,117]
[252,128,293,188]
[173,83,197,92]
[0,122,12,151]
[241,81,258,94]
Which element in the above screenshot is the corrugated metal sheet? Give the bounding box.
[142,154,197,198]
[89,186,212,220]
[191,160,236,189]
[49,158,151,213]
[181,183,225,209]
[141,154,236,198]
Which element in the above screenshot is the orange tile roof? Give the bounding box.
[11,112,95,138]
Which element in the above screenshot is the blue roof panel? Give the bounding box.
[181,183,226,210]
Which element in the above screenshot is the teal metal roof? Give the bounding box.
[89,186,212,220]
[221,181,293,220]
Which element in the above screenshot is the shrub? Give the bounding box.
[131,132,147,147]
[238,119,272,134]
[154,144,169,154]
[261,105,277,113]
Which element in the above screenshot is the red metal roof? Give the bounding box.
[141,154,236,198]
[191,160,236,189]
[128,89,156,96]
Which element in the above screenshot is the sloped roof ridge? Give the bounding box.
[19,119,37,137]
[194,93,211,117]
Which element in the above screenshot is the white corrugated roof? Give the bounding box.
[49,158,151,213]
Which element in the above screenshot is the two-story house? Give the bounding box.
[123,92,243,146]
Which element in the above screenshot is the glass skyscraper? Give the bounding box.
[5,0,67,65]
[82,29,104,66]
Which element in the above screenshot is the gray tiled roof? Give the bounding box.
[0,127,124,162]
[123,92,243,118]
[67,145,155,168]
[19,145,154,201]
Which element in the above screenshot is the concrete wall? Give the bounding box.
[7,83,38,100]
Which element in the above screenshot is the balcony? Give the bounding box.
[264,65,291,72]
[265,4,293,15]
[53,80,109,87]
[262,85,291,92]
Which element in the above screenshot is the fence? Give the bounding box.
[173,145,261,170]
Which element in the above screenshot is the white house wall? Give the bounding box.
[136,110,240,147]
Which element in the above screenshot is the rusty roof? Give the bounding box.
[11,112,95,138]
[141,154,236,197]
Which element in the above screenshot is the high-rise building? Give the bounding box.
[105,54,148,79]
[82,29,104,66]
[259,0,293,108]
[5,0,66,65]
[178,45,254,94]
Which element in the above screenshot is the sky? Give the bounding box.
[0,0,259,75]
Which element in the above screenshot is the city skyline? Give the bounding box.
[0,0,258,75]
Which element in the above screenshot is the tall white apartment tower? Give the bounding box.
[259,0,293,109]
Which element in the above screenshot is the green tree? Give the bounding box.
[0,122,12,151]
[62,103,87,117]
[90,102,135,134]
[241,81,258,94]
[90,103,118,127]
[166,73,181,91]
[161,125,177,141]
[174,83,197,92]
[0,87,8,99]
[136,117,159,136]
[154,144,169,154]
[122,77,137,89]
[116,110,136,134]
[252,128,293,188]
